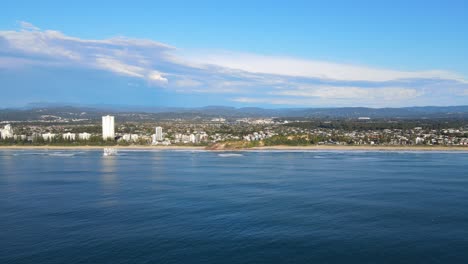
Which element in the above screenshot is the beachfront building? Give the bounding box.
[122,134,139,142]
[63,132,76,141]
[415,137,425,145]
[78,132,92,141]
[0,124,14,139]
[14,135,27,141]
[42,132,56,141]
[130,134,139,142]
[189,134,196,143]
[102,115,115,140]
[155,126,163,141]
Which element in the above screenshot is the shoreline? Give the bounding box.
[249,145,468,151]
[0,145,467,152]
[0,145,206,150]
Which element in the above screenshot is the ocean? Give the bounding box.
[1,149,468,263]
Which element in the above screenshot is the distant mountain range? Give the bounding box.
[1,103,468,121]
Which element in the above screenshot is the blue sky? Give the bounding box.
[1,0,467,108]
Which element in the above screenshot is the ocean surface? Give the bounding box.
[1,149,468,264]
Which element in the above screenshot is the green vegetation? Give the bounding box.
[263,135,310,146]
[283,119,467,131]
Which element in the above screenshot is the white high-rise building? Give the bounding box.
[155,126,163,141]
[102,115,115,140]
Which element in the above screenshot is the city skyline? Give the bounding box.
[1,1,467,108]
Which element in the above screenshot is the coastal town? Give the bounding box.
[1,113,467,148]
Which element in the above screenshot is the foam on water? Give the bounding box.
[217,153,244,157]
[10,151,85,157]
[48,152,76,157]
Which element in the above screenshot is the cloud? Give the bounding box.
[270,85,422,100]
[148,71,168,84]
[1,21,467,107]
[231,95,411,107]
[184,51,467,83]
[0,22,174,84]
[95,57,146,78]
[231,97,334,107]
[18,21,40,31]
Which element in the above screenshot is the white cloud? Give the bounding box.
[232,97,330,106]
[231,96,414,107]
[95,57,145,78]
[1,30,82,60]
[271,86,422,100]
[185,51,467,83]
[18,21,40,31]
[1,22,467,107]
[0,22,175,83]
[148,71,168,84]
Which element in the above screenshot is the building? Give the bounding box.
[122,134,132,141]
[102,115,115,140]
[189,134,196,143]
[14,135,27,141]
[78,132,91,141]
[0,124,14,139]
[211,118,226,122]
[130,134,139,142]
[63,132,76,141]
[415,137,425,145]
[122,134,139,142]
[42,132,56,141]
[155,126,163,141]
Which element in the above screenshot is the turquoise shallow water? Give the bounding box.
[1,150,468,263]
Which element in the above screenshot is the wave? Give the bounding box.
[218,153,244,157]
[48,152,76,157]
[11,152,77,157]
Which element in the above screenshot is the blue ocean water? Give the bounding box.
[1,149,468,264]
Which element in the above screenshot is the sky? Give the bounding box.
[0,0,467,108]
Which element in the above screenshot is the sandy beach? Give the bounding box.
[0,145,467,151]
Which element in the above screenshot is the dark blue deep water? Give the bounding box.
[1,150,468,264]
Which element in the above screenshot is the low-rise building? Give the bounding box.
[63,132,76,140]
[78,132,91,140]
[42,133,56,141]
[0,124,14,139]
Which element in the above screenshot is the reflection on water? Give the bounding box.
[0,151,17,193]
[99,155,119,205]
[149,152,166,181]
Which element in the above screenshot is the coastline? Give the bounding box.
[0,145,467,151]
[0,145,206,150]
[249,145,468,151]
